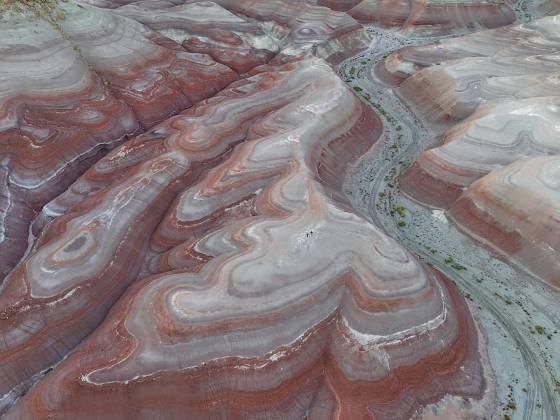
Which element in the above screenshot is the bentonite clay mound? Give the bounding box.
[448,156,560,289]
[0,1,239,283]
[81,0,373,65]
[379,15,560,85]
[3,56,485,419]
[0,0,496,418]
[399,97,560,208]
[346,0,515,31]
[390,15,560,288]
[0,0,373,282]
[317,0,516,30]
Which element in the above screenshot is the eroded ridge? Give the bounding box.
[0,1,238,282]
[0,0,374,286]
[81,0,373,65]
[107,1,281,74]
[379,15,560,84]
[400,97,560,208]
[4,58,485,419]
[383,15,560,288]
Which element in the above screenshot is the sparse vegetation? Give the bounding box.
[1,0,67,23]
[394,206,406,218]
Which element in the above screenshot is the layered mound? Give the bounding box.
[398,54,560,123]
[86,0,515,41]
[344,0,515,31]
[4,57,485,419]
[0,0,495,417]
[400,97,560,207]
[380,15,560,84]
[109,1,282,73]
[449,156,560,288]
[82,0,372,65]
[0,1,237,282]
[390,16,560,287]
[0,0,372,283]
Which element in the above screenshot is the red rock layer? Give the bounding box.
[3,58,485,418]
[317,0,363,11]
[399,158,468,209]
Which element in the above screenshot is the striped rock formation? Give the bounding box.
[0,1,237,282]
[4,57,485,419]
[345,0,515,32]
[0,0,373,283]
[97,1,281,73]
[389,15,560,288]
[81,0,373,65]
[0,0,495,417]
[379,15,560,84]
[400,97,560,208]
[449,156,560,288]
